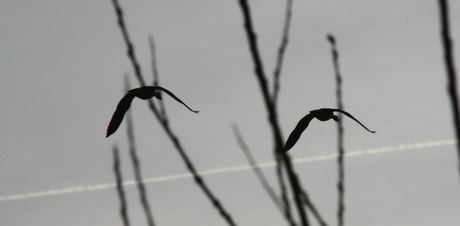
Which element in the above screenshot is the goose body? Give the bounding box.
[284,108,375,152]
[106,86,198,137]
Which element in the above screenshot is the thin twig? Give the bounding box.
[231,124,297,226]
[273,0,293,105]
[111,0,161,119]
[438,0,460,179]
[327,34,345,226]
[237,0,271,106]
[159,121,238,226]
[111,0,147,87]
[300,191,328,226]
[149,35,167,120]
[113,145,131,226]
[125,77,156,226]
[277,158,293,225]
[285,159,309,226]
[237,1,309,225]
[110,1,237,225]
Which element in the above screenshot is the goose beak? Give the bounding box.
[333,115,339,122]
[154,92,162,100]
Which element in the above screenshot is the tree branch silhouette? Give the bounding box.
[438,0,460,179]
[237,1,312,225]
[327,34,345,226]
[112,145,131,226]
[273,0,293,106]
[149,35,167,120]
[110,1,237,225]
[124,78,156,226]
[300,191,328,226]
[231,124,297,226]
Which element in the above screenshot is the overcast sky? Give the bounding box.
[1,0,460,225]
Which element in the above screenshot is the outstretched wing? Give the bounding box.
[284,113,315,152]
[332,109,376,133]
[155,86,199,113]
[106,92,136,137]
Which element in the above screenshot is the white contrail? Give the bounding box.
[0,139,455,202]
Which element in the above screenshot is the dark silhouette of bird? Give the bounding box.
[106,86,199,138]
[284,108,375,152]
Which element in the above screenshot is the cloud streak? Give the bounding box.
[0,139,455,202]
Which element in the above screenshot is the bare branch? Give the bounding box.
[149,35,167,120]
[237,1,309,225]
[112,145,131,226]
[110,0,147,87]
[231,124,297,226]
[273,0,293,105]
[110,1,237,225]
[301,191,328,226]
[327,34,345,226]
[125,77,157,226]
[438,0,460,179]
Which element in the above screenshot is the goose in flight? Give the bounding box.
[284,108,375,152]
[106,86,199,137]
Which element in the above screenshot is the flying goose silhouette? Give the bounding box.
[284,108,375,152]
[106,86,199,137]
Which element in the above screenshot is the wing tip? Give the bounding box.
[283,141,294,152]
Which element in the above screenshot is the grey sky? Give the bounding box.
[1,0,460,225]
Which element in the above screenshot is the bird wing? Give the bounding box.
[332,109,376,133]
[155,87,199,113]
[106,92,136,137]
[284,113,315,152]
